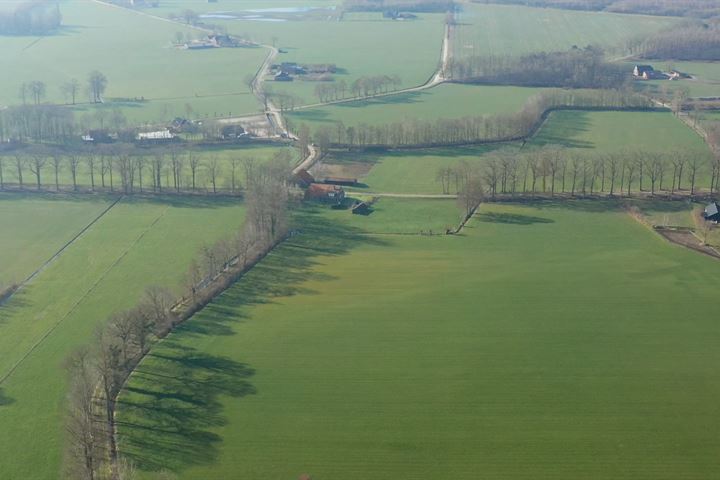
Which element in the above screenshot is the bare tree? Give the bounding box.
[27,152,46,190]
[51,153,62,191]
[87,71,108,103]
[207,156,220,194]
[13,154,24,189]
[188,153,200,191]
[61,78,81,105]
[64,348,100,480]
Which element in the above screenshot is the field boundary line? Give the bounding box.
[0,195,124,308]
[0,204,169,387]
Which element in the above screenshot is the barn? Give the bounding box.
[704,202,720,222]
[305,183,345,205]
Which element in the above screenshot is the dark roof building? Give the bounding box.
[351,201,372,215]
[293,169,315,187]
[705,202,720,222]
[274,71,293,82]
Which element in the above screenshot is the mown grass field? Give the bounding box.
[320,110,709,195]
[0,144,297,193]
[0,193,112,284]
[0,1,266,121]
[529,110,707,152]
[288,84,544,130]
[316,197,463,234]
[118,201,720,480]
[453,3,675,60]
[0,195,246,480]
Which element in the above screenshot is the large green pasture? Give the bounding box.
[0,193,112,285]
[0,195,246,480]
[530,110,707,152]
[288,84,543,130]
[453,3,675,59]
[118,201,720,479]
[0,1,266,121]
[320,110,709,195]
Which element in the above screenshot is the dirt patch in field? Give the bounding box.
[655,227,720,259]
[310,160,373,180]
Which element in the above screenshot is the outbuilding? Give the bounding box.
[704,202,720,222]
[305,183,345,204]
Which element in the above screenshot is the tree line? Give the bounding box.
[448,47,628,89]
[300,89,652,149]
[63,158,292,480]
[343,0,453,13]
[438,145,717,199]
[0,1,62,35]
[0,147,294,195]
[628,21,720,61]
[312,75,402,104]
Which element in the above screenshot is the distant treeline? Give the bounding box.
[483,0,720,18]
[304,89,652,149]
[0,1,62,36]
[344,0,453,12]
[448,47,628,89]
[629,21,720,61]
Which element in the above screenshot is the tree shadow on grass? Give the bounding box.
[0,388,14,407]
[116,342,255,472]
[116,207,390,473]
[478,212,554,225]
[0,288,30,326]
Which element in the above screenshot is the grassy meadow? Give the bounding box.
[453,3,676,60]
[118,201,720,480]
[288,84,544,130]
[318,110,709,195]
[0,195,246,480]
[0,1,267,122]
[0,193,113,285]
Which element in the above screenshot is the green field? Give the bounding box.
[0,195,246,480]
[0,144,297,193]
[0,1,266,122]
[453,3,676,60]
[118,201,720,479]
[0,193,113,285]
[530,110,708,152]
[317,110,709,195]
[288,84,544,130]
[317,197,463,234]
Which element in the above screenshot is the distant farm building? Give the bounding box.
[293,169,315,188]
[136,129,176,143]
[704,202,720,222]
[323,177,358,186]
[305,183,345,204]
[633,64,668,80]
[221,124,247,140]
[274,71,293,82]
[81,129,114,143]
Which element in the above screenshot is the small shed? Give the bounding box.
[351,201,372,215]
[275,72,293,82]
[633,65,654,78]
[705,202,720,222]
[305,183,345,204]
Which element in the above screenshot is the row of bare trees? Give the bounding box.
[63,159,292,479]
[628,21,720,60]
[304,89,652,150]
[439,146,716,199]
[0,148,294,194]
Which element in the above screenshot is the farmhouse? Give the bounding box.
[633,64,668,80]
[704,202,720,222]
[221,124,247,140]
[305,183,345,204]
